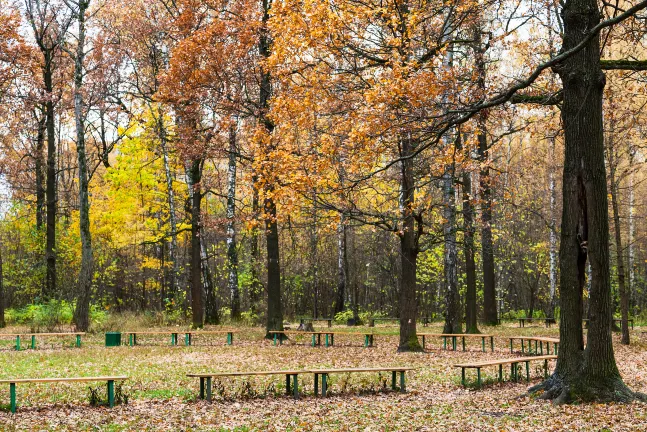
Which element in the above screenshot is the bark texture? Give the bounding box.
[530,0,639,403]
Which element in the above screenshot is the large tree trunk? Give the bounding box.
[474,27,498,326]
[463,170,479,334]
[479,132,497,325]
[44,54,57,300]
[158,111,180,304]
[188,159,204,328]
[35,110,46,230]
[226,124,240,321]
[531,0,637,403]
[442,162,460,334]
[334,213,347,315]
[311,191,319,318]
[72,0,93,331]
[0,245,5,328]
[260,0,284,338]
[248,178,262,314]
[608,146,629,345]
[398,134,422,351]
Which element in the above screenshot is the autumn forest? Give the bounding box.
[2,0,647,427]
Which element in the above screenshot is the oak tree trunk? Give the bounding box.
[531,0,638,402]
[188,159,204,328]
[72,0,93,332]
[260,0,284,338]
[608,146,629,344]
[398,134,422,351]
[463,170,479,334]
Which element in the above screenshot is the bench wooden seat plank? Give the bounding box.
[309,367,414,396]
[187,370,306,400]
[0,333,84,350]
[1,376,127,412]
[454,355,556,387]
[125,330,236,347]
[509,336,559,355]
[268,331,377,348]
[417,333,494,352]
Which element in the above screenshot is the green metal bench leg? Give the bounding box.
[461,368,466,386]
[107,380,115,407]
[498,364,503,382]
[521,340,524,354]
[534,340,538,354]
[227,332,233,345]
[511,363,516,382]
[200,377,205,399]
[453,336,457,351]
[185,333,190,346]
[318,334,321,346]
[477,368,481,387]
[322,374,328,397]
[293,375,299,398]
[325,334,329,347]
[331,334,334,346]
[314,373,319,396]
[15,336,20,351]
[400,371,406,392]
[31,335,36,350]
[540,341,543,355]
[526,361,530,382]
[544,359,548,378]
[481,337,485,352]
[10,383,16,413]
[286,374,291,395]
[129,334,133,347]
[510,339,513,353]
[422,335,425,349]
[76,335,81,348]
[370,335,374,347]
[490,336,494,352]
[274,334,277,346]
[364,335,368,348]
[392,371,397,390]
[134,334,137,346]
[443,336,447,350]
[206,377,212,402]
[462,337,466,351]
[312,334,316,347]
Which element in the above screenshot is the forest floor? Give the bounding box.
[0,322,646,431]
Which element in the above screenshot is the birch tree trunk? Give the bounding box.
[72,0,93,331]
[549,137,558,320]
[226,124,240,321]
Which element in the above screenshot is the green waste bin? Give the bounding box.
[105,332,122,347]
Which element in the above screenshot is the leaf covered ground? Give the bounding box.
[0,323,646,431]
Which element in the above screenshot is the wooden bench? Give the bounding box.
[298,317,333,328]
[613,318,634,329]
[309,367,415,396]
[454,355,557,387]
[517,318,555,328]
[268,331,378,348]
[368,317,399,327]
[509,336,559,355]
[124,330,235,347]
[187,370,307,400]
[183,330,236,346]
[0,376,128,412]
[418,333,494,352]
[0,333,84,350]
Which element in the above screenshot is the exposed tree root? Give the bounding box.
[528,373,645,404]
